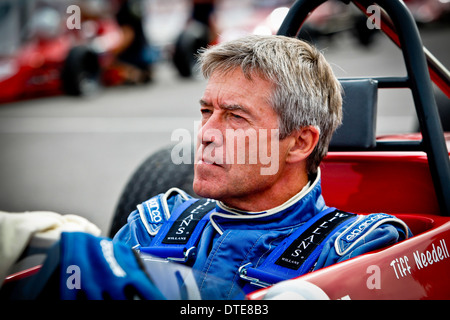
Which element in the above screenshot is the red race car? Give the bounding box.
[3,0,450,301]
[246,0,450,300]
[0,0,128,103]
[110,0,450,300]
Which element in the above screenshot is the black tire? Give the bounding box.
[172,21,209,78]
[109,144,196,237]
[61,46,101,96]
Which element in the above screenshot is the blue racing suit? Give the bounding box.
[114,170,411,299]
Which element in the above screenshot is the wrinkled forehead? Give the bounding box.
[200,68,280,127]
[203,67,275,107]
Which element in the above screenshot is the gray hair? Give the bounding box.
[197,35,343,174]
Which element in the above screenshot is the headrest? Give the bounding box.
[330,79,378,149]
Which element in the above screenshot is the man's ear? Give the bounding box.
[286,126,320,164]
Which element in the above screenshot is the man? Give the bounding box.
[113,0,153,83]
[113,35,411,299]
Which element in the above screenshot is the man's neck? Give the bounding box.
[220,168,310,212]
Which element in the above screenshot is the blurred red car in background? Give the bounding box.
[0,0,127,103]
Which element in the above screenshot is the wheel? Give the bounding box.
[172,21,209,78]
[109,144,195,237]
[61,46,101,96]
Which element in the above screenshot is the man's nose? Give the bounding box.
[198,115,224,147]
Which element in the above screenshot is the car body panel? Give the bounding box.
[321,151,440,215]
[248,216,450,300]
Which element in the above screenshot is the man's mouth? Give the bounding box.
[199,157,224,167]
[195,145,225,167]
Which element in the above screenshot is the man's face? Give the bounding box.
[193,68,291,210]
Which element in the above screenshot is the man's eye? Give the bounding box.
[201,109,212,116]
